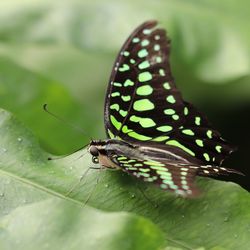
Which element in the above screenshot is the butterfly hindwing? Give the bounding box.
[111,154,200,197]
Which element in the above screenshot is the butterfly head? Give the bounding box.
[88,140,106,164]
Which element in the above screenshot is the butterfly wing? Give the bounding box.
[104,20,236,166]
[111,154,200,197]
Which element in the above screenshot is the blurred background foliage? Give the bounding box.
[0,0,249,190]
[0,1,249,249]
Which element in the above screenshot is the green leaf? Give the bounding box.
[0,109,249,249]
[0,110,166,250]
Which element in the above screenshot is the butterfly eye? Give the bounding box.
[89,146,99,156]
[92,156,99,164]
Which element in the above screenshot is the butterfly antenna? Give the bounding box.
[43,104,91,140]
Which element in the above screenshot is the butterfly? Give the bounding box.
[87,20,242,197]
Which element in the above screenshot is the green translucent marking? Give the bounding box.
[122,125,132,133]
[155,35,160,40]
[182,129,195,136]
[156,126,172,132]
[113,82,122,87]
[181,180,188,185]
[108,129,115,139]
[207,130,213,139]
[130,59,136,64]
[146,178,155,182]
[154,44,160,51]
[181,171,187,176]
[163,82,171,90]
[144,161,165,167]
[123,51,130,56]
[156,57,162,63]
[150,166,167,171]
[166,140,195,156]
[136,85,153,96]
[195,117,201,126]
[215,145,222,153]
[124,79,134,87]
[141,39,149,46]
[172,114,179,120]
[134,163,143,167]
[132,37,140,43]
[121,95,131,102]
[203,153,210,161]
[138,61,150,70]
[111,92,120,97]
[153,136,169,142]
[133,99,154,111]
[110,103,119,111]
[166,95,176,104]
[138,72,152,82]
[138,49,148,58]
[128,159,136,163]
[160,184,168,189]
[126,167,137,170]
[196,139,204,147]
[164,109,175,115]
[159,69,165,76]
[143,29,151,34]
[140,173,150,178]
[119,64,130,72]
[128,131,152,141]
[110,115,122,130]
[117,156,127,160]
[184,107,189,115]
[157,171,171,177]
[119,110,128,117]
[130,115,156,128]
[139,168,150,173]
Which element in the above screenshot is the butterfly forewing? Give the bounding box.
[104,20,236,169]
[104,20,185,141]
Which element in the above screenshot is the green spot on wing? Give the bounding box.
[156,126,172,132]
[182,129,195,136]
[196,139,204,147]
[119,64,130,72]
[163,82,171,90]
[166,95,176,104]
[110,115,122,130]
[121,95,131,102]
[164,109,175,115]
[203,153,210,161]
[124,79,134,87]
[215,145,222,153]
[133,99,154,111]
[138,61,150,70]
[136,85,153,96]
[110,104,119,111]
[141,39,149,46]
[195,117,201,126]
[138,72,152,82]
[207,130,213,139]
[130,115,156,128]
[138,49,148,58]
[119,110,128,117]
[128,131,152,141]
[166,140,195,156]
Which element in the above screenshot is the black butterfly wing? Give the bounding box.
[111,154,200,197]
[104,20,236,166]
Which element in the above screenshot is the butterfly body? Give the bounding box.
[88,20,242,197]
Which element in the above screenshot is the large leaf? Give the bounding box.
[0,109,249,249]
